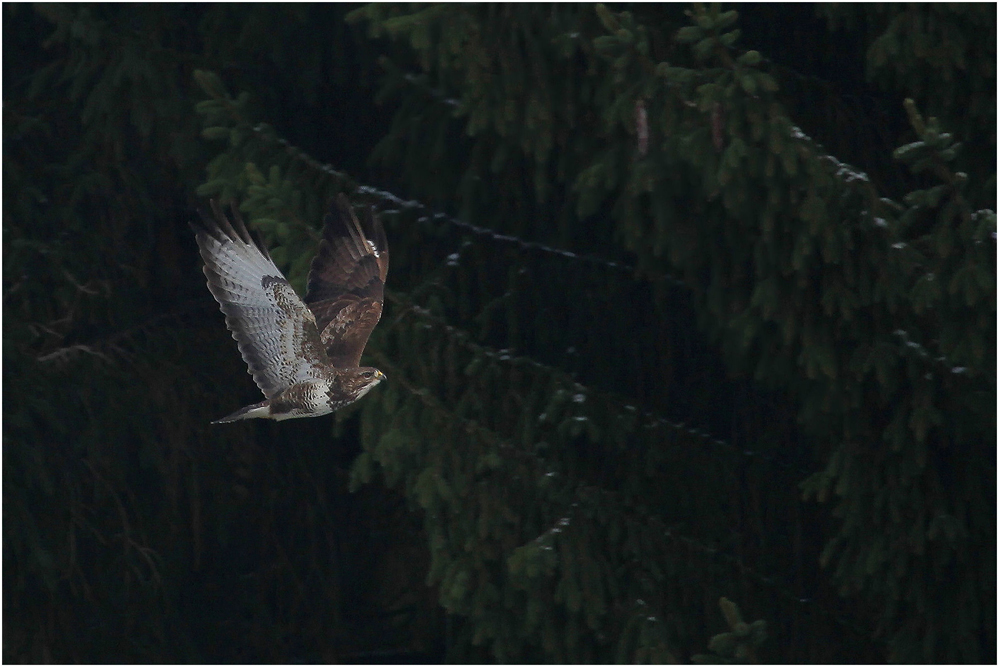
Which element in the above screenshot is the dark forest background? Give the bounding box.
[3,3,995,663]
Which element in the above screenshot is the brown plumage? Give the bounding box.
[193,194,388,424]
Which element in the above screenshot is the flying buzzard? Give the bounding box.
[193,194,388,424]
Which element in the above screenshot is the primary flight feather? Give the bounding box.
[193,194,388,424]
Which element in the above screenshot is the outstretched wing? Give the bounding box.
[304,194,389,368]
[193,201,328,399]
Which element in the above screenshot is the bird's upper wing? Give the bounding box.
[304,194,389,368]
[193,201,328,398]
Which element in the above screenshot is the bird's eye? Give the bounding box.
[362,370,373,379]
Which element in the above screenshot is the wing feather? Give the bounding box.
[193,201,328,398]
[304,194,389,368]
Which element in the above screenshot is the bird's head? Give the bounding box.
[349,367,386,401]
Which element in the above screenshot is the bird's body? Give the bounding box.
[212,375,383,423]
[193,194,388,424]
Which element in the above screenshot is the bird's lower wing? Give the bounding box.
[194,203,328,398]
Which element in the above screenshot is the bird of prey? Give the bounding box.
[193,194,388,424]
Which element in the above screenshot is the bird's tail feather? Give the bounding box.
[212,400,270,424]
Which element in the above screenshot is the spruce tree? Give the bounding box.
[5,3,994,663]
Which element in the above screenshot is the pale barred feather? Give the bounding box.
[196,212,327,399]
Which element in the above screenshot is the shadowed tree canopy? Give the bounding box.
[4,3,994,663]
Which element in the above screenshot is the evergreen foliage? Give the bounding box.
[691,598,767,664]
[4,3,994,663]
[5,5,436,662]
